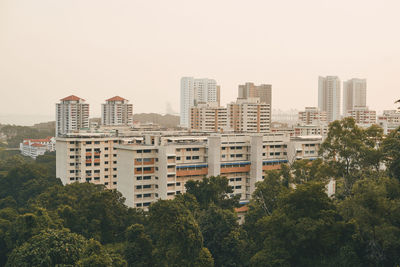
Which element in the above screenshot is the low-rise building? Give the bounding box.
[190,102,228,132]
[20,137,55,159]
[346,106,376,125]
[298,107,327,125]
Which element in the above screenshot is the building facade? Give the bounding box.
[190,102,228,132]
[342,78,367,115]
[298,107,327,125]
[318,76,341,122]
[101,96,133,126]
[227,98,271,133]
[346,106,376,125]
[238,82,272,104]
[180,77,219,128]
[56,95,89,137]
[20,137,55,159]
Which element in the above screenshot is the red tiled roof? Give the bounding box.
[106,96,126,101]
[235,206,249,213]
[24,138,52,142]
[31,143,45,147]
[61,95,84,101]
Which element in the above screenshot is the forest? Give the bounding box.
[0,117,400,266]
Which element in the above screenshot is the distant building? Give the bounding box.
[190,102,228,132]
[56,95,89,137]
[101,96,133,126]
[346,106,376,125]
[20,137,55,159]
[227,98,271,133]
[180,77,219,128]
[343,78,367,115]
[318,76,341,122]
[238,82,272,105]
[377,110,400,134]
[298,107,327,125]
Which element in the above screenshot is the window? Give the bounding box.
[105,161,109,164]
[94,163,100,166]
[235,185,242,189]
[70,170,74,173]
[143,149,151,153]
[143,185,151,189]
[113,175,117,178]
[143,176,151,180]
[143,193,151,198]
[192,148,199,151]
[69,148,74,152]
[70,177,75,181]
[186,148,192,151]
[236,178,242,181]
[105,175,109,178]
[70,163,74,166]
[105,168,109,171]
[94,170,100,173]
[69,141,75,144]
[136,194,142,198]
[143,202,151,207]
[176,182,181,186]
[136,203,142,207]
[86,163,91,166]
[94,141,100,144]
[136,185,142,189]
[186,156,191,160]
[113,168,117,171]
[176,157,181,160]
[105,147,109,151]
[137,176,142,180]
[167,192,175,196]
[113,140,118,143]
[192,156,200,160]
[70,155,75,159]
[85,141,92,144]
[113,181,117,185]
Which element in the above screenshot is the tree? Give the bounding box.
[185,176,239,210]
[124,224,153,267]
[382,126,400,181]
[250,182,357,267]
[338,177,400,266]
[6,229,89,266]
[148,199,213,266]
[198,205,247,266]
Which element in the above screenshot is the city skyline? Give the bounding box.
[1,0,400,124]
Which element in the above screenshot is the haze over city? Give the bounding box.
[1,0,400,125]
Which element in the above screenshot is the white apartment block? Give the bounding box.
[56,95,89,137]
[346,106,376,125]
[190,102,228,132]
[227,98,271,133]
[20,137,55,159]
[56,133,140,189]
[101,96,133,126]
[55,130,323,209]
[378,110,400,134]
[298,107,327,125]
[343,78,367,115]
[116,132,322,209]
[238,82,272,104]
[180,77,219,128]
[293,124,328,137]
[318,76,341,122]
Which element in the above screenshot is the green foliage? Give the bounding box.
[198,205,247,266]
[148,199,213,266]
[185,176,240,210]
[6,228,115,267]
[124,224,153,267]
[34,183,145,244]
[250,182,357,267]
[382,126,400,181]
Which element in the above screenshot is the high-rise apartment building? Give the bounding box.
[190,102,228,132]
[318,76,341,122]
[180,77,218,128]
[101,96,133,126]
[238,82,272,104]
[56,95,89,137]
[227,98,271,133]
[343,78,367,115]
[298,107,327,125]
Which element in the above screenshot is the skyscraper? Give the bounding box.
[342,78,367,115]
[318,76,341,122]
[238,82,272,104]
[56,95,89,137]
[180,77,218,127]
[101,96,133,126]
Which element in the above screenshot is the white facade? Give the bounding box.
[20,137,55,159]
[180,77,218,128]
[343,78,367,115]
[190,102,228,132]
[56,95,89,137]
[101,96,133,126]
[318,76,341,122]
[298,107,327,125]
[227,98,271,133]
[346,106,376,125]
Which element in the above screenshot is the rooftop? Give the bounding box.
[106,96,127,102]
[61,95,84,101]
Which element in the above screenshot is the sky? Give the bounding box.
[1,0,399,125]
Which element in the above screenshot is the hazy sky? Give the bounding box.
[1,0,399,124]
